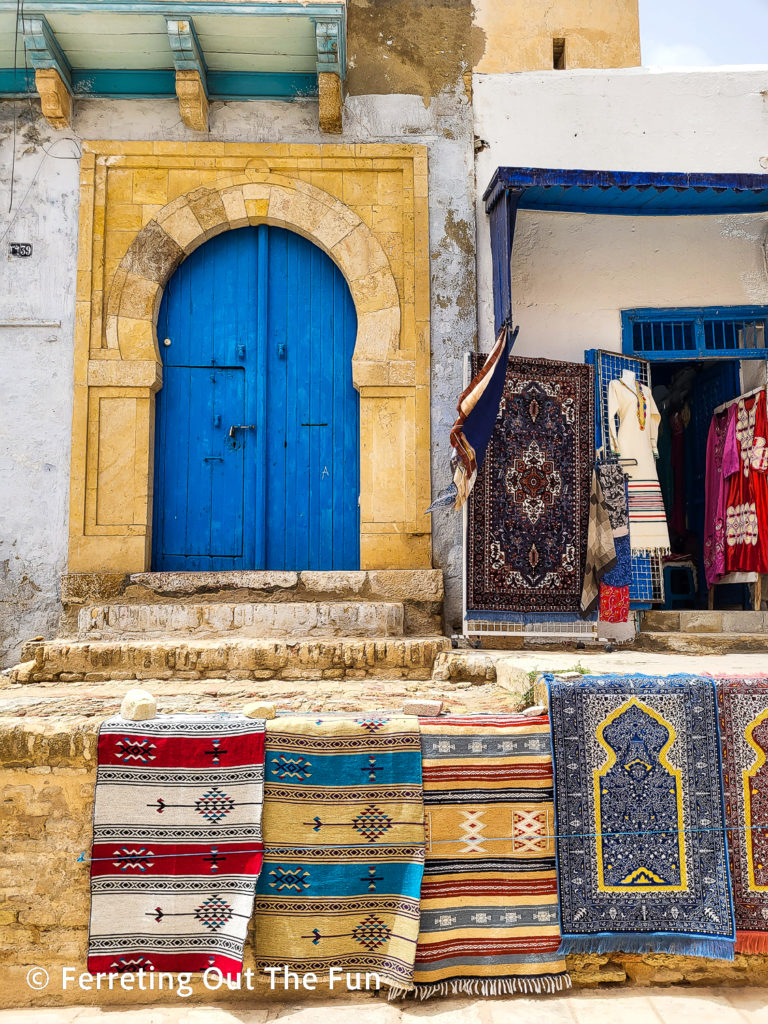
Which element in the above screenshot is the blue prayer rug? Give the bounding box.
[547,674,735,959]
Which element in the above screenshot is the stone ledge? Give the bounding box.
[76,602,405,640]
[13,636,451,683]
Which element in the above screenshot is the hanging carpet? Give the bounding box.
[412,715,570,997]
[467,356,594,616]
[252,716,425,995]
[548,674,735,959]
[717,677,768,953]
[88,714,266,976]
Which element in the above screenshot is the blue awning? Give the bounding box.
[484,167,768,217]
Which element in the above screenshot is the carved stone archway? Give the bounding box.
[106,173,403,387]
[68,147,432,575]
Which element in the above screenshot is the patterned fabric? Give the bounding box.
[581,469,617,615]
[717,678,768,953]
[703,404,738,588]
[548,674,735,958]
[88,714,265,976]
[599,583,630,623]
[603,534,632,588]
[252,716,425,994]
[428,325,513,511]
[596,462,629,538]
[608,377,670,554]
[467,356,594,616]
[626,479,670,553]
[725,391,768,574]
[413,716,570,997]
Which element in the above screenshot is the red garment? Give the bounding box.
[725,391,768,574]
[599,583,630,623]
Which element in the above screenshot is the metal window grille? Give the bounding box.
[625,307,768,360]
[595,350,664,605]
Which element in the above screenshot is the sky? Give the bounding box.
[640,0,768,65]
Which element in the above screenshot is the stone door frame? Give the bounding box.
[68,142,432,574]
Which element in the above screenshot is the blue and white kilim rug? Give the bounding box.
[547,674,735,959]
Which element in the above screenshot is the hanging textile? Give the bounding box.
[252,716,425,995]
[467,356,594,617]
[580,469,617,616]
[603,534,632,589]
[595,462,631,619]
[608,375,670,554]
[427,325,514,511]
[717,677,768,953]
[704,404,739,588]
[669,408,688,539]
[88,714,266,976]
[599,583,630,623]
[548,674,735,959]
[725,390,768,574]
[412,715,570,997]
[595,461,629,538]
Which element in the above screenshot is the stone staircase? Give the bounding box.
[636,610,768,654]
[8,569,450,683]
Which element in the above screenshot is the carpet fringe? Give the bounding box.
[387,985,412,1001]
[410,973,572,999]
[735,931,768,955]
[558,934,735,960]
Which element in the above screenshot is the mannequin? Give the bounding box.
[608,372,670,554]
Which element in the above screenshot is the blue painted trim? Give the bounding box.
[207,69,317,98]
[312,16,344,78]
[1,67,318,98]
[20,14,72,91]
[484,167,768,216]
[621,305,768,361]
[0,68,35,93]
[166,17,208,97]
[71,68,176,95]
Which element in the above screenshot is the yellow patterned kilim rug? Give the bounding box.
[252,715,425,994]
[413,715,570,997]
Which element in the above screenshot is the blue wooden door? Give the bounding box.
[152,225,359,571]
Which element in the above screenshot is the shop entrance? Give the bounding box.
[614,305,768,611]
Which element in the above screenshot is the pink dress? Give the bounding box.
[703,403,738,588]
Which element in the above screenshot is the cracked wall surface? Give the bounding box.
[0,85,475,662]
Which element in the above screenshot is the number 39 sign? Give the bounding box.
[8,242,33,258]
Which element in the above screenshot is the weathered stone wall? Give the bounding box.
[0,82,475,663]
[472,0,640,72]
[2,700,768,1009]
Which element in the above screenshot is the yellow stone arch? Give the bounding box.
[67,143,432,574]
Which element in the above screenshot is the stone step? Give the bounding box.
[11,636,451,683]
[61,570,444,635]
[77,601,404,639]
[633,631,768,655]
[640,610,768,634]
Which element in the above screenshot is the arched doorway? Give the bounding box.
[151,224,360,571]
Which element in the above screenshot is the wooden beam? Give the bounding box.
[20,16,73,127]
[313,18,343,133]
[167,18,209,131]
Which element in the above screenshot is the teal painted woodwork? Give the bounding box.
[0,1,345,98]
[152,225,359,572]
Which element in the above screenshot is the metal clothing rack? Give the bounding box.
[712,383,766,415]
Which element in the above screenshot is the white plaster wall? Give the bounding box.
[473,68,768,355]
[0,112,79,665]
[0,89,474,663]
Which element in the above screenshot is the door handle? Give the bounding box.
[229,424,257,437]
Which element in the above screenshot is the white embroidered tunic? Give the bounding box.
[608,378,670,554]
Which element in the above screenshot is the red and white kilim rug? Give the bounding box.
[88,714,265,976]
